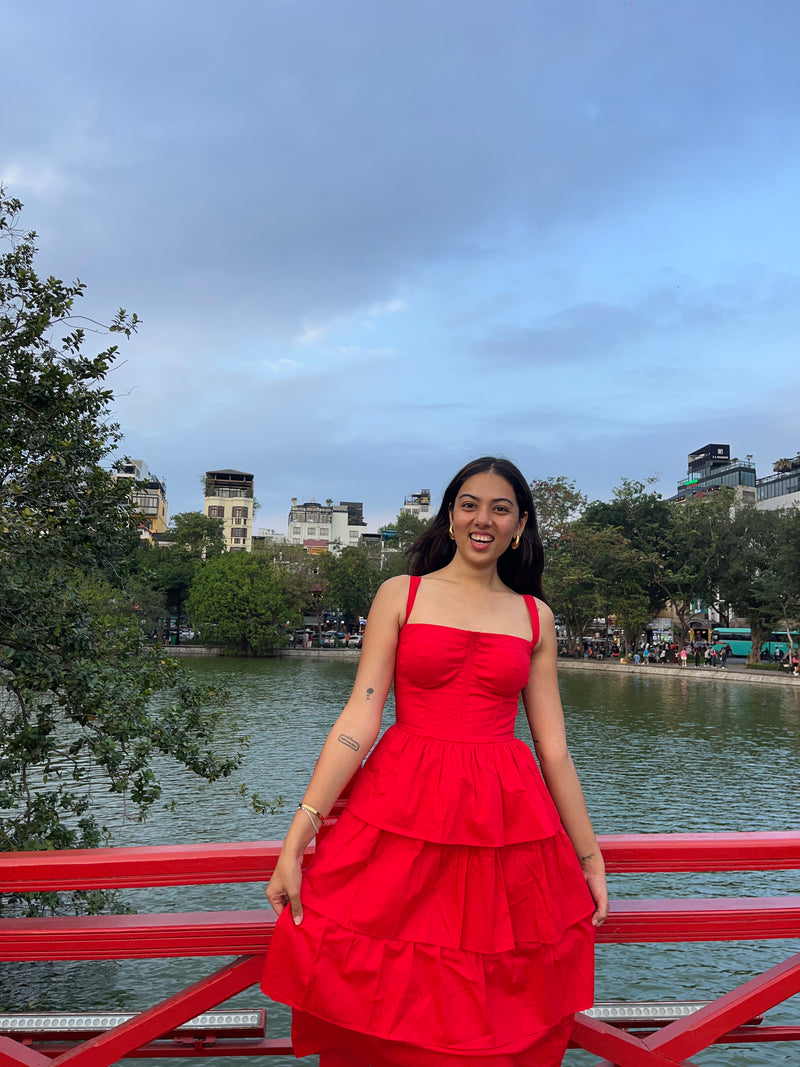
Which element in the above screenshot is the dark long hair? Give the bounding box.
[407,457,545,599]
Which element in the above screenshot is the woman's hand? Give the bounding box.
[583,868,609,927]
[266,851,304,925]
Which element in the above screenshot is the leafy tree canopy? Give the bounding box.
[583,478,673,617]
[319,545,381,629]
[529,476,586,549]
[187,552,300,655]
[718,505,800,662]
[0,189,245,910]
[168,510,226,558]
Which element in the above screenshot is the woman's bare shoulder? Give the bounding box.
[532,597,555,626]
[371,574,411,613]
[377,573,412,597]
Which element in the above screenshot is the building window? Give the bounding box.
[230,527,248,540]
[232,506,249,519]
[293,526,301,534]
[208,505,225,518]
[319,527,329,536]
[307,527,316,536]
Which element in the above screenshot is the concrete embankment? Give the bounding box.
[164,645,361,661]
[162,645,223,656]
[274,647,362,662]
[557,657,799,687]
[164,644,798,686]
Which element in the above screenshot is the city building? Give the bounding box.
[668,443,756,506]
[117,459,168,538]
[399,489,432,521]
[756,454,800,512]
[287,497,368,554]
[204,469,254,552]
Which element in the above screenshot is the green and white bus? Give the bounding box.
[710,627,799,659]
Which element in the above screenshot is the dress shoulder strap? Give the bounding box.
[403,575,421,624]
[523,594,540,646]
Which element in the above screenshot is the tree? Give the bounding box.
[187,552,299,655]
[652,491,734,642]
[379,513,430,547]
[0,189,244,908]
[322,545,381,630]
[529,476,586,549]
[719,506,798,663]
[546,522,644,652]
[394,511,429,551]
[583,478,673,619]
[169,510,226,558]
[375,512,427,580]
[252,540,329,621]
[772,508,800,660]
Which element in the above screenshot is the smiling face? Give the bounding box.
[449,471,527,565]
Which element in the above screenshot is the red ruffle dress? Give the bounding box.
[262,576,595,1066]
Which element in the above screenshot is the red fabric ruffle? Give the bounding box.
[290,1012,575,1067]
[346,726,563,847]
[267,904,593,1050]
[305,810,593,952]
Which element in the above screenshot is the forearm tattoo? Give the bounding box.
[579,852,595,862]
[338,733,360,752]
[365,687,375,701]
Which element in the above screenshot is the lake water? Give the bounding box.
[4,658,800,1066]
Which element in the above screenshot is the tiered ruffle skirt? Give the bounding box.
[262,725,595,1065]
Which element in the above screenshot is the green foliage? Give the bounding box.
[529,476,586,548]
[545,522,645,650]
[320,546,381,629]
[583,478,673,618]
[169,510,226,558]
[652,491,734,640]
[718,506,800,662]
[0,189,247,912]
[395,511,429,551]
[187,552,300,655]
[254,541,330,621]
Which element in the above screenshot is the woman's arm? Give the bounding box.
[266,575,408,924]
[522,601,608,926]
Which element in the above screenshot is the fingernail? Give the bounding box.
[294,915,302,925]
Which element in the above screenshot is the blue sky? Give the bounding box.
[3,1,799,533]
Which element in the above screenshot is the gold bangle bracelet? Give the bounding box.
[298,802,326,824]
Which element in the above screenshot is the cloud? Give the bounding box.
[471,270,800,370]
[473,302,647,366]
[5,0,800,533]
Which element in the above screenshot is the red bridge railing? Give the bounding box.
[0,830,799,1065]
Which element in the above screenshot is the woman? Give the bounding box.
[263,457,608,1067]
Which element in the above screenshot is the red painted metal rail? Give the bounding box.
[0,831,798,1065]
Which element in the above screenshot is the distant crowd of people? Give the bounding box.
[559,638,799,674]
[630,641,729,668]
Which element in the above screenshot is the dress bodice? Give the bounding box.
[394,575,539,742]
[344,576,556,846]
[395,624,534,742]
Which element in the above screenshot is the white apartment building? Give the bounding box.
[204,469,254,551]
[399,489,432,521]
[287,498,368,554]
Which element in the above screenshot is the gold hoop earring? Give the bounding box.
[448,524,455,541]
[511,534,521,550]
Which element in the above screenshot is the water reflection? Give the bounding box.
[3,659,799,1066]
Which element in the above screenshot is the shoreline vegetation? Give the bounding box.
[168,645,799,687]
